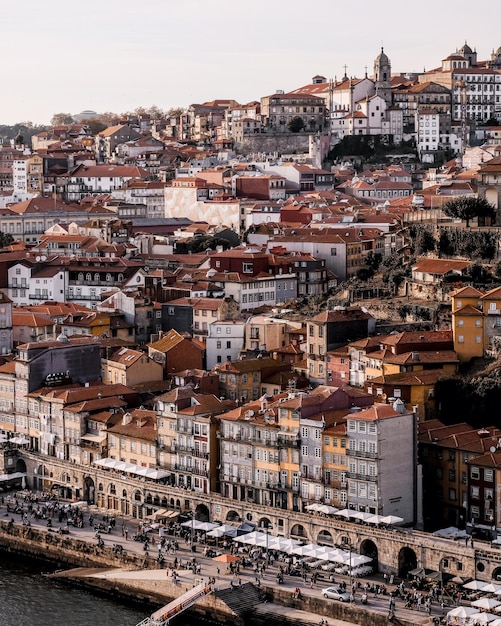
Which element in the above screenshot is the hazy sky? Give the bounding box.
[2,0,501,125]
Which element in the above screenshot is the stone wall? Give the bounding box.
[235,134,311,156]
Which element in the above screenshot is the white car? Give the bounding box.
[322,587,351,602]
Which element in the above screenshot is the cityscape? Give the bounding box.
[3,37,501,625]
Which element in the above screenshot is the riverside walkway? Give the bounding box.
[1,493,444,625]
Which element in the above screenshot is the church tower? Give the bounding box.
[374,47,392,105]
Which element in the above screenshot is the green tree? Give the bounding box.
[443,196,495,227]
[0,233,14,248]
[287,116,305,133]
[50,113,74,126]
[167,107,184,118]
[85,118,108,135]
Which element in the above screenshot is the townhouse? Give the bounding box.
[102,347,163,387]
[345,401,417,523]
[155,388,235,494]
[307,307,376,385]
[419,419,501,533]
[64,164,150,201]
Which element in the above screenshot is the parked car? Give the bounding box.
[322,587,351,602]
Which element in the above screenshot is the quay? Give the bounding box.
[0,495,463,626]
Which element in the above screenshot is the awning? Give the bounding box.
[81,433,107,443]
[10,436,30,445]
[0,472,26,483]
[145,508,179,521]
[93,458,170,481]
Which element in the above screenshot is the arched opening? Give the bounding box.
[258,517,273,530]
[290,524,307,540]
[398,546,417,579]
[492,566,501,581]
[360,539,379,572]
[83,476,95,504]
[195,503,210,522]
[226,510,240,522]
[15,458,26,474]
[317,529,334,546]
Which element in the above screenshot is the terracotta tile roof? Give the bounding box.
[453,304,482,316]
[450,286,484,298]
[348,403,408,422]
[412,258,471,274]
[107,347,144,366]
[107,409,157,441]
[481,286,501,300]
[368,369,447,386]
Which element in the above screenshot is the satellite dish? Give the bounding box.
[490,446,497,453]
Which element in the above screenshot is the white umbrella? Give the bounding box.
[180,520,218,532]
[305,503,322,512]
[273,538,302,554]
[350,511,374,522]
[472,598,501,611]
[341,553,372,567]
[447,606,478,619]
[365,514,384,524]
[465,580,491,591]
[316,504,338,515]
[292,544,317,557]
[206,525,238,538]
[468,612,498,624]
[380,515,404,525]
[481,584,501,594]
[335,509,352,519]
[489,620,501,626]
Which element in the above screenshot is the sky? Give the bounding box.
[1,0,501,126]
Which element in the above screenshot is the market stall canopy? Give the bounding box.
[433,526,467,539]
[180,520,219,532]
[212,554,240,563]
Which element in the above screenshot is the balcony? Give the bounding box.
[277,435,299,448]
[174,463,208,477]
[176,425,193,434]
[346,472,377,482]
[346,449,378,459]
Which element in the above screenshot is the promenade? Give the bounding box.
[0,493,447,625]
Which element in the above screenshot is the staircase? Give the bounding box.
[215,582,263,618]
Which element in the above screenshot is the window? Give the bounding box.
[471,466,480,480]
[485,468,494,482]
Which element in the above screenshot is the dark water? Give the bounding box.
[0,552,157,626]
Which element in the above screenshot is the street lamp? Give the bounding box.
[262,520,273,564]
[343,537,354,590]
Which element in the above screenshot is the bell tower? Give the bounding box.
[374,47,392,105]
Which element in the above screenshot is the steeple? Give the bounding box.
[373,47,391,105]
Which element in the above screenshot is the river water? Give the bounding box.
[0,551,218,626]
